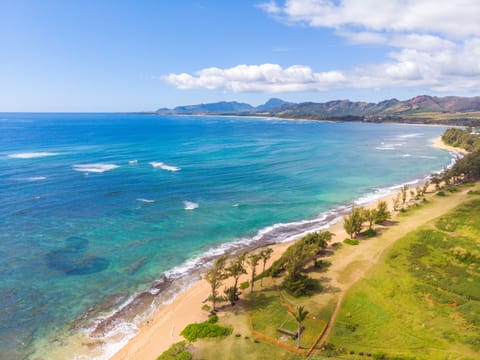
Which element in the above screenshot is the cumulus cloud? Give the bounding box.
[163,64,346,93]
[162,0,480,94]
[262,0,480,38]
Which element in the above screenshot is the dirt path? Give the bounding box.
[313,187,472,351]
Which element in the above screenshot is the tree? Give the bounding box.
[392,193,401,211]
[247,253,261,293]
[223,286,240,306]
[430,175,442,191]
[375,200,391,223]
[290,306,309,348]
[422,180,430,194]
[363,208,377,230]
[259,248,273,287]
[400,185,409,205]
[204,255,227,311]
[225,253,247,291]
[415,186,423,199]
[343,206,364,239]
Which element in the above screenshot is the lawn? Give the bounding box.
[328,198,480,359]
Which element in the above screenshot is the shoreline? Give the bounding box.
[73,136,455,360]
[109,175,446,358]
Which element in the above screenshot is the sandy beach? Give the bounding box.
[111,137,458,360]
[111,194,406,360]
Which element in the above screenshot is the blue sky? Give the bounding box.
[1,0,480,112]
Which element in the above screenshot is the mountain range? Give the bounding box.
[156,95,480,125]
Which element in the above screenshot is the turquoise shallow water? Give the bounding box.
[0,113,451,358]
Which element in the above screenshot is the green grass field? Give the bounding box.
[329,198,480,359]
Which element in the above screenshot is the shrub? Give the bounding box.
[282,273,322,297]
[468,190,480,195]
[314,259,331,271]
[201,304,211,312]
[331,242,343,250]
[207,314,218,324]
[181,321,232,342]
[157,341,192,360]
[239,281,250,290]
[360,228,377,238]
[436,190,446,196]
[343,238,359,246]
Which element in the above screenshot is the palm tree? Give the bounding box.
[247,253,261,293]
[290,305,309,348]
[259,248,273,287]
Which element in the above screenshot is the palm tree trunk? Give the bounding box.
[297,326,300,348]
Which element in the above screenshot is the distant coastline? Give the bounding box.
[151,95,480,126]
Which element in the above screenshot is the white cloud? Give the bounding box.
[264,0,480,38]
[162,0,480,95]
[163,64,346,93]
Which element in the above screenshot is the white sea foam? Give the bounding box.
[375,146,396,150]
[232,204,239,207]
[184,201,199,210]
[8,152,58,159]
[137,198,155,203]
[78,148,462,360]
[129,160,138,165]
[72,164,119,173]
[402,154,412,157]
[149,162,181,172]
[396,133,424,139]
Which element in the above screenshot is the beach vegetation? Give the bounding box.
[422,180,430,194]
[224,286,240,305]
[157,341,192,360]
[360,228,377,238]
[181,320,232,342]
[201,304,211,312]
[290,306,309,348]
[207,314,218,324]
[247,253,261,293]
[204,255,227,311]
[225,252,247,304]
[374,200,391,223]
[400,185,408,205]
[392,193,401,211]
[265,231,331,296]
[362,208,377,230]
[239,281,250,290]
[259,248,273,287]
[343,238,359,246]
[343,206,364,238]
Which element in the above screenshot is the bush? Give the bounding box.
[157,341,192,360]
[331,242,343,250]
[207,314,218,324]
[239,281,250,290]
[360,228,377,238]
[468,190,480,195]
[436,190,446,196]
[282,273,322,297]
[181,321,232,342]
[314,259,331,271]
[201,304,211,312]
[343,238,359,246]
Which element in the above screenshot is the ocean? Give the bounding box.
[0,113,452,359]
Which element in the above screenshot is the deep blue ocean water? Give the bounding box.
[0,113,452,359]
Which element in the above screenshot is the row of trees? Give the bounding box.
[204,247,274,311]
[442,127,480,152]
[343,200,391,239]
